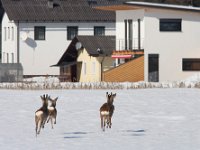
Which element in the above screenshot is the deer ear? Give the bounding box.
[106,92,109,98]
[55,97,58,101]
[40,95,44,100]
[113,93,116,97]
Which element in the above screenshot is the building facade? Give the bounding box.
[1,0,116,77]
[97,1,200,82]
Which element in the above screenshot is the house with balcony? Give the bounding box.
[96,1,200,82]
[1,0,117,78]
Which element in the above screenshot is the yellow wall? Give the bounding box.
[77,48,114,82]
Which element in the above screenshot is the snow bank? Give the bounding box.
[0,75,200,89]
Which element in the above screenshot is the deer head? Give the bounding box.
[48,97,58,107]
[106,92,116,105]
[40,94,49,107]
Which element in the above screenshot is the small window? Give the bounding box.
[67,26,78,40]
[4,27,7,41]
[12,27,14,41]
[34,26,45,40]
[94,26,105,36]
[7,53,9,63]
[88,0,97,5]
[11,53,14,63]
[2,52,5,63]
[160,19,182,32]
[8,27,10,39]
[183,59,200,71]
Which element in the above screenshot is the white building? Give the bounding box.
[1,0,116,77]
[97,1,200,82]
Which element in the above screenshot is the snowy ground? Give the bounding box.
[0,88,200,150]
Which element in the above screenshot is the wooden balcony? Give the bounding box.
[112,50,144,58]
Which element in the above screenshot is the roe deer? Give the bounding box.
[100,92,116,131]
[47,96,58,129]
[35,94,49,136]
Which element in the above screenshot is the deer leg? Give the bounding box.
[51,117,54,129]
[42,116,48,128]
[35,116,38,136]
[109,117,112,128]
[37,120,42,134]
[106,117,109,128]
[47,116,50,123]
[54,117,56,124]
[103,118,106,131]
[35,123,38,137]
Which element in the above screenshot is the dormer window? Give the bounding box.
[94,26,105,36]
[88,0,97,5]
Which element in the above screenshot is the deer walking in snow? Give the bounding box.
[35,94,49,136]
[47,96,58,129]
[100,92,116,131]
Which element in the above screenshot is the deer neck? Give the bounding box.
[41,103,48,111]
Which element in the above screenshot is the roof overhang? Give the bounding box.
[95,4,141,11]
[95,2,200,12]
[51,61,80,67]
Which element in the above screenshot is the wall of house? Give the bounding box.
[116,8,200,82]
[1,13,17,63]
[19,22,115,76]
[116,9,145,50]
[2,15,115,76]
[77,48,114,82]
[77,48,101,82]
[144,8,200,81]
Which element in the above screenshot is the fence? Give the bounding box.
[0,63,23,82]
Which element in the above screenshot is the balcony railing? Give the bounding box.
[116,38,144,51]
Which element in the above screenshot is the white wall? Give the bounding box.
[2,13,115,75]
[144,9,200,81]
[1,13,17,63]
[19,22,115,75]
[116,9,145,50]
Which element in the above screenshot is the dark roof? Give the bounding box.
[55,35,115,66]
[76,35,115,56]
[2,0,115,22]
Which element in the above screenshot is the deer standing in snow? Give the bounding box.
[35,94,49,136]
[47,96,58,129]
[100,92,116,131]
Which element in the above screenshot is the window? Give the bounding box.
[183,59,200,71]
[94,26,105,36]
[12,27,14,41]
[7,53,9,63]
[67,26,78,40]
[88,0,97,5]
[8,27,10,39]
[4,27,7,41]
[11,53,14,63]
[2,52,5,63]
[34,26,45,40]
[160,19,182,32]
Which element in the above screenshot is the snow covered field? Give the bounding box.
[0,88,200,150]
